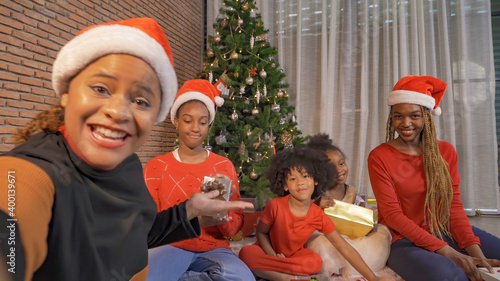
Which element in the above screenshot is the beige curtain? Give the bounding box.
[207,0,499,214]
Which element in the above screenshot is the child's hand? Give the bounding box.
[275,253,285,258]
[318,196,335,209]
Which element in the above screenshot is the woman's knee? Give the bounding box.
[388,241,467,281]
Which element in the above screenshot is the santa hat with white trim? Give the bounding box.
[52,17,177,123]
[170,79,224,124]
[387,75,447,116]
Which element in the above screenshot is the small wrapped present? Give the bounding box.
[478,267,500,281]
[324,200,374,239]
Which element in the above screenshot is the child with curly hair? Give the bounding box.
[239,147,394,281]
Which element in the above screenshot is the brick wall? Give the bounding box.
[0,0,205,165]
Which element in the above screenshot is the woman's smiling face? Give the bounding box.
[60,54,161,169]
[391,103,424,146]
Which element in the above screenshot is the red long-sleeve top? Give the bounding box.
[367,141,480,252]
[143,152,243,252]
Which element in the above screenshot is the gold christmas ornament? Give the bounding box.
[276,89,284,98]
[245,76,254,85]
[234,72,239,78]
[256,21,263,27]
[230,51,239,60]
[230,111,239,121]
[241,3,249,10]
[259,70,267,79]
[250,170,258,180]
[251,107,259,115]
[213,34,221,43]
[280,132,292,146]
[238,141,246,156]
[207,49,215,58]
[221,18,228,28]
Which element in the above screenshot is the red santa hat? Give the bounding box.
[170,79,224,124]
[52,17,177,123]
[387,75,447,116]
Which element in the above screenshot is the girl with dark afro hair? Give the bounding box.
[238,147,394,281]
[266,146,335,199]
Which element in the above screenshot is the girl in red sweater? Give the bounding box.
[143,79,254,281]
[239,147,394,281]
[368,75,500,281]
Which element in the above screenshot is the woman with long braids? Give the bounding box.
[367,75,500,281]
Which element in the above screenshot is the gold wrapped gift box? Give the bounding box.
[324,200,374,239]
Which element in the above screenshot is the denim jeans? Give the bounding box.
[387,226,500,281]
[146,245,255,281]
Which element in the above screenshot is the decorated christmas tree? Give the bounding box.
[198,0,308,206]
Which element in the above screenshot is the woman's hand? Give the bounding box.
[436,245,492,281]
[185,190,253,220]
[465,243,500,271]
[198,214,232,227]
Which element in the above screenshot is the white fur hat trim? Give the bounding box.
[170,91,216,124]
[387,90,436,111]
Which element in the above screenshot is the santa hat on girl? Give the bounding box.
[170,79,224,124]
[52,17,177,123]
[387,75,447,116]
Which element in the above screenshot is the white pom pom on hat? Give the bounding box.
[170,79,225,124]
[387,75,447,116]
[52,17,178,123]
